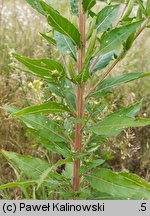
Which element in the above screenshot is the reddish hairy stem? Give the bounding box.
[73,0,85,192]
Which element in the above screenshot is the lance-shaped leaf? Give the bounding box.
[89,192,124,200]
[86,169,150,199]
[137,0,146,15]
[146,0,150,16]
[0,181,36,190]
[40,1,81,46]
[80,159,105,174]
[1,150,64,188]
[91,51,117,74]
[25,0,46,15]
[48,83,63,97]
[70,0,78,16]
[37,158,72,189]
[115,102,141,118]
[23,127,71,158]
[40,33,56,45]
[90,103,150,136]
[91,72,150,97]
[96,5,120,33]
[13,53,65,80]
[76,54,91,83]
[82,0,96,12]
[65,89,76,110]
[54,31,77,61]
[32,133,71,157]
[76,31,97,83]
[98,20,143,56]
[48,79,76,113]
[12,65,55,83]
[4,106,69,143]
[1,150,50,180]
[13,102,69,116]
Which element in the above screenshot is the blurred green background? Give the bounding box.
[0,0,150,199]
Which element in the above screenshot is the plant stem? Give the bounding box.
[134,18,149,39]
[73,0,85,192]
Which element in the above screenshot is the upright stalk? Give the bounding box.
[73,0,85,192]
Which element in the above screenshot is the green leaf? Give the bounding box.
[86,169,150,199]
[96,5,120,33]
[13,102,69,116]
[13,53,65,80]
[65,89,76,110]
[1,150,50,180]
[37,158,72,189]
[89,192,124,200]
[86,102,106,117]
[40,1,81,46]
[82,0,96,12]
[54,31,77,61]
[4,106,69,143]
[47,83,63,97]
[70,0,78,16]
[0,181,36,190]
[80,159,105,174]
[77,57,97,85]
[62,163,73,179]
[89,10,96,18]
[115,102,141,118]
[67,57,77,81]
[87,136,107,152]
[56,79,76,112]
[146,0,150,16]
[86,29,97,60]
[91,72,150,97]
[12,65,55,83]
[91,51,116,74]
[122,0,134,20]
[98,20,143,56]
[70,118,85,124]
[28,129,71,157]
[40,33,56,45]
[25,0,46,15]
[137,0,146,15]
[76,55,91,84]
[90,103,150,136]
[92,104,106,117]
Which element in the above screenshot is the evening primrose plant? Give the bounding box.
[1,0,150,199]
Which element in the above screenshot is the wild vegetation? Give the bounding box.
[0,0,150,200]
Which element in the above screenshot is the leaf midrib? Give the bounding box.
[87,174,142,192]
[63,35,76,60]
[92,74,142,95]
[18,108,68,115]
[16,57,62,74]
[21,115,69,142]
[92,118,150,130]
[97,6,118,31]
[99,23,140,55]
[48,10,80,45]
